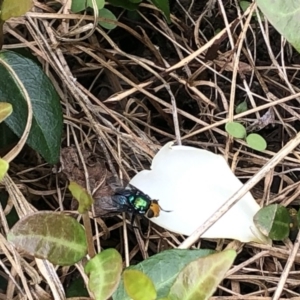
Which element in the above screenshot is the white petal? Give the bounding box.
[130,142,268,243]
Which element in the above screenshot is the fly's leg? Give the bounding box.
[130,214,138,229]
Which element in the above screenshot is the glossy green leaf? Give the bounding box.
[71,0,105,13]
[123,270,156,300]
[129,0,142,3]
[150,0,171,23]
[68,181,94,214]
[0,0,33,21]
[0,102,12,122]
[113,249,214,299]
[0,158,9,180]
[85,249,122,300]
[0,50,63,164]
[168,250,236,300]
[256,0,300,52]
[253,204,290,241]
[235,101,248,114]
[7,212,87,266]
[107,0,139,10]
[98,8,117,30]
[246,133,267,151]
[225,122,246,139]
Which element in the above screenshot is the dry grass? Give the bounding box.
[2,0,300,299]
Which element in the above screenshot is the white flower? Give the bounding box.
[130,142,268,243]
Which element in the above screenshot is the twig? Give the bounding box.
[272,231,300,300]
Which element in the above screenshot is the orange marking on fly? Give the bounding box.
[147,200,160,218]
[146,200,172,218]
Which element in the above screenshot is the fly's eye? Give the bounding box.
[146,209,155,218]
[148,201,160,218]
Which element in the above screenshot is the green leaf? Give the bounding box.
[253,204,290,241]
[0,0,33,21]
[71,0,105,13]
[235,101,248,114]
[168,250,236,300]
[113,249,215,299]
[150,0,171,24]
[123,270,157,300]
[0,50,63,164]
[98,8,117,30]
[256,0,300,52]
[0,102,12,122]
[239,1,250,11]
[71,0,85,13]
[85,249,122,300]
[0,158,9,180]
[7,212,87,266]
[225,122,246,139]
[68,181,94,214]
[107,0,139,10]
[246,133,267,151]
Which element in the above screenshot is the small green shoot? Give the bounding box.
[98,8,117,30]
[68,181,94,214]
[225,122,267,151]
[235,101,248,114]
[225,122,246,139]
[246,133,267,151]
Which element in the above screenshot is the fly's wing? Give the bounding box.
[94,176,132,217]
[94,194,129,217]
